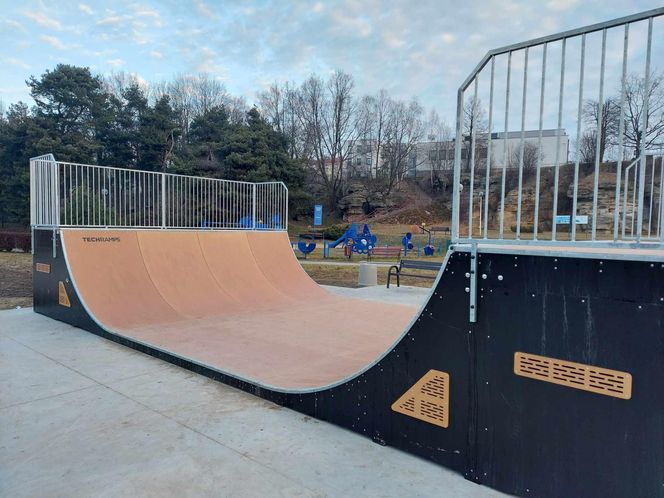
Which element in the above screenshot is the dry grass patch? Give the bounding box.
[0,252,32,309]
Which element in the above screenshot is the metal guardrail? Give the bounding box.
[30,155,288,231]
[451,8,664,247]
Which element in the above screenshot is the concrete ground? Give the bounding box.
[323,284,430,307]
[0,296,503,497]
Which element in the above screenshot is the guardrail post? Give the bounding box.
[161,173,166,228]
[252,183,257,230]
[451,89,463,242]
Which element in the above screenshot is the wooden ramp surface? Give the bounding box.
[62,230,418,389]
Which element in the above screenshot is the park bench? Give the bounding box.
[387,259,442,288]
[430,226,450,234]
[368,246,402,261]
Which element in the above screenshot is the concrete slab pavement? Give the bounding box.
[0,306,503,497]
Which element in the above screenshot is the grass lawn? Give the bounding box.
[0,251,32,310]
[301,263,438,288]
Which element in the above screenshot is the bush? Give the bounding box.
[510,224,534,233]
[323,224,349,241]
[0,231,31,252]
[288,189,315,221]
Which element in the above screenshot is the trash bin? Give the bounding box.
[358,262,378,287]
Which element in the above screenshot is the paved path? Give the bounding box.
[323,284,430,307]
[0,305,503,498]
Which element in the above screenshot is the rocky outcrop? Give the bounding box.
[338,181,398,219]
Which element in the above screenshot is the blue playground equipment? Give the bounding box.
[402,226,438,256]
[329,223,377,255]
[419,225,436,256]
[297,234,316,258]
[200,215,284,230]
[238,215,283,230]
[402,232,414,252]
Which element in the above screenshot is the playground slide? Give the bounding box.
[33,228,664,497]
[328,234,345,248]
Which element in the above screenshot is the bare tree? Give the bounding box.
[227,96,248,125]
[149,80,169,104]
[191,73,229,117]
[508,141,543,174]
[102,71,149,102]
[623,71,664,157]
[463,96,488,171]
[583,97,620,162]
[576,129,598,164]
[167,74,196,142]
[381,98,425,194]
[257,81,305,159]
[425,109,453,188]
[355,89,391,178]
[295,70,357,208]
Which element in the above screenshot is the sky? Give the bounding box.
[0,0,662,126]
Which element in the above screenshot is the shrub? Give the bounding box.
[288,190,316,221]
[0,231,31,252]
[510,224,534,233]
[323,224,349,241]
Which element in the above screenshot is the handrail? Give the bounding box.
[452,8,664,248]
[29,155,289,231]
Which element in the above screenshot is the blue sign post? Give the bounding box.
[314,204,323,226]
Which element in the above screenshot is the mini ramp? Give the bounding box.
[56,229,418,389]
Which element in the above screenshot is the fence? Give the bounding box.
[30,155,288,231]
[452,8,664,247]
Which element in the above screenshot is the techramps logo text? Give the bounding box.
[81,236,121,243]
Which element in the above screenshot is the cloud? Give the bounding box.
[546,0,579,11]
[40,35,69,50]
[134,8,163,27]
[78,4,94,15]
[441,33,456,44]
[94,14,153,45]
[150,50,164,59]
[107,58,125,68]
[3,57,30,70]
[96,15,124,26]
[1,19,26,33]
[23,10,63,30]
[193,0,217,19]
[383,33,405,49]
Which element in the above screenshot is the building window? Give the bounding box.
[366,157,372,165]
[356,157,362,165]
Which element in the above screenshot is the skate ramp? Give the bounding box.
[61,229,418,389]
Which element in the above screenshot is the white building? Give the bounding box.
[487,129,569,168]
[333,129,569,179]
[409,128,569,177]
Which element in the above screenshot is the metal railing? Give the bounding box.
[452,8,664,247]
[30,155,288,231]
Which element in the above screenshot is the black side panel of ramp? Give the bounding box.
[33,230,664,497]
[473,252,664,498]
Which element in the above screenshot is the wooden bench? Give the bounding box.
[387,259,442,288]
[368,246,402,261]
